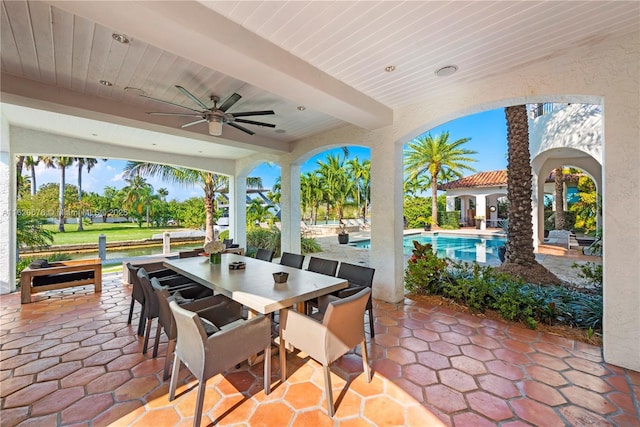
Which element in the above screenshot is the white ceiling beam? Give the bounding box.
[54,1,393,130]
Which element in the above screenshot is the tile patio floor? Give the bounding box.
[1,272,639,426]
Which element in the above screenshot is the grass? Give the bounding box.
[43,223,185,245]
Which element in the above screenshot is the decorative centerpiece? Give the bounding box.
[203,240,225,264]
[273,271,289,284]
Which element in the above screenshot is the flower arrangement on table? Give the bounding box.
[203,240,226,264]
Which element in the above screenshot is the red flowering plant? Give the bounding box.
[404,240,449,295]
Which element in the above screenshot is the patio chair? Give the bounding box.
[300,221,320,236]
[280,252,304,269]
[255,248,275,262]
[137,268,212,354]
[168,300,272,427]
[125,262,200,336]
[305,257,339,314]
[152,278,244,380]
[279,288,371,416]
[335,262,376,337]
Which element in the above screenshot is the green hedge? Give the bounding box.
[438,211,461,229]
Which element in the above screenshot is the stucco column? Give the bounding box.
[475,194,487,230]
[370,140,404,303]
[532,169,544,249]
[0,117,16,294]
[602,99,640,372]
[460,197,466,224]
[280,161,301,254]
[228,175,247,249]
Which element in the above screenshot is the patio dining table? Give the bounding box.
[163,253,347,316]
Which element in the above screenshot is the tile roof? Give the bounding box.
[438,170,507,190]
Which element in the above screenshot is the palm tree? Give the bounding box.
[121,175,158,228]
[316,154,354,222]
[42,156,74,232]
[404,132,477,227]
[500,105,561,285]
[347,157,371,221]
[23,156,40,196]
[554,167,565,230]
[75,158,101,231]
[300,172,323,224]
[124,162,262,242]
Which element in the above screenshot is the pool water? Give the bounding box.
[352,233,506,264]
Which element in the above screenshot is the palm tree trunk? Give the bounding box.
[554,167,565,230]
[30,163,37,196]
[431,174,439,227]
[204,192,215,243]
[77,163,84,231]
[58,165,66,232]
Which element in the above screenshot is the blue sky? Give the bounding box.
[34,108,508,201]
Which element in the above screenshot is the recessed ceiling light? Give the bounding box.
[151,143,156,146]
[92,133,98,137]
[434,65,458,77]
[99,80,113,86]
[297,106,306,111]
[274,129,286,134]
[112,33,130,44]
[384,65,396,72]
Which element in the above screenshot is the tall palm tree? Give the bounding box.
[316,154,354,222]
[75,158,101,231]
[554,167,565,230]
[501,105,561,285]
[23,156,40,196]
[404,132,477,227]
[347,157,371,221]
[42,156,74,232]
[121,175,159,228]
[300,172,323,224]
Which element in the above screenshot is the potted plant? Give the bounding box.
[337,221,349,244]
[474,215,485,230]
[417,216,432,231]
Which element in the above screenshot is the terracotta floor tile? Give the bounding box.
[399,336,430,352]
[0,353,39,370]
[30,386,85,416]
[371,358,401,379]
[485,360,525,381]
[562,369,613,393]
[452,412,496,427]
[284,381,323,409]
[36,360,82,382]
[86,370,132,394]
[389,377,424,403]
[450,355,487,376]
[292,409,335,427]
[131,407,180,427]
[528,352,570,371]
[13,357,59,376]
[558,405,611,425]
[362,395,406,426]
[560,385,617,414]
[106,353,146,371]
[39,342,80,358]
[175,384,221,419]
[605,374,632,393]
[466,390,514,421]
[439,331,471,346]
[492,348,530,365]
[402,363,438,386]
[91,400,143,426]
[460,344,495,362]
[349,373,385,397]
[386,346,417,365]
[607,391,638,415]
[0,375,34,398]
[20,339,60,354]
[0,406,29,426]
[532,341,572,358]
[510,398,566,427]
[332,388,365,419]
[430,340,462,357]
[468,335,501,350]
[114,375,160,402]
[407,404,448,427]
[60,366,106,388]
[423,384,467,412]
[417,351,451,370]
[565,356,612,376]
[13,413,58,427]
[60,344,101,362]
[80,332,115,346]
[248,401,295,426]
[524,365,568,387]
[517,380,567,406]
[477,374,521,399]
[3,380,58,408]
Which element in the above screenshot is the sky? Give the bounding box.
[31,108,509,201]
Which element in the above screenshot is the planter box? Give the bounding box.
[338,233,350,244]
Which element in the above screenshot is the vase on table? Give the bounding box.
[209,253,222,264]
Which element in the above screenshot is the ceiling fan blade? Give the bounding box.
[180,118,208,128]
[235,118,276,128]
[148,112,203,117]
[175,85,209,110]
[140,94,202,113]
[218,93,242,112]
[227,122,255,135]
[231,110,275,117]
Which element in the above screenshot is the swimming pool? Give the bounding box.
[351,233,507,264]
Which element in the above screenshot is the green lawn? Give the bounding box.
[43,223,185,245]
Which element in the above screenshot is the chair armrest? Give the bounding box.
[281,309,328,364]
[336,285,365,298]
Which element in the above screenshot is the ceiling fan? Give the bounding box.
[142,85,275,136]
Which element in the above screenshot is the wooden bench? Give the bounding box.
[21,259,102,304]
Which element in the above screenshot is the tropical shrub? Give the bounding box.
[245,229,322,258]
[16,253,72,286]
[405,250,602,331]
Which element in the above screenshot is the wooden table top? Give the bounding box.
[164,254,347,314]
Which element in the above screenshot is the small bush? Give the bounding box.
[301,237,322,254]
[245,229,322,258]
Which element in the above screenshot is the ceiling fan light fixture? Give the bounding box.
[208,118,223,136]
[112,33,130,44]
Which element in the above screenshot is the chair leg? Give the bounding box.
[137,303,146,336]
[168,356,181,401]
[367,305,375,338]
[163,338,176,381]
[193,379,207,427]
[264,344,271,395]
[279,334,287,381]
[127,298,135,324]
[152,323,162,358]
[361,339,372,382]
[323,364,334,417]
[143,318,153,354]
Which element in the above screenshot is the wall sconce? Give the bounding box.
[489,206,497,212]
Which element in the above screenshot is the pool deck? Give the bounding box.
[310,227,600,286]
